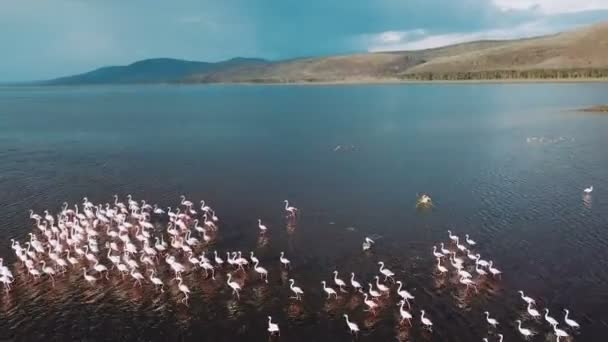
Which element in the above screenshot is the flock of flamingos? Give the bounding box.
[0,194,583,341]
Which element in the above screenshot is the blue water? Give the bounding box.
[1,84,608,341]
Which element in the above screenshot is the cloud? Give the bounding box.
[492,0,608,14]
[365,18,591,52]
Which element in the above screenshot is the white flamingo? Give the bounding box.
[283,200,298,217]
[363,293,378,313]
[420,310,433,331]
[253,260,268,283]
[465,234,476,246]
[584,186,593,194]
[484,311,499,328]
[362,237,374,251]
[82,267,98,284]
[343,314,359,336]
[395,280,414,308]
[267,316,280,336]
[257,219,267,233]
[378,261,395,281]
[333,270,347,292]
[321,280,338,299]
[563,309,580,329]
[432,246,444,258]
[279,252,290,269]
[289,278,304,300]
[527,302,541,319]
[518,290,536,305]
[227,273,241,299]
[544,308,559,327]
[436,258,448,274]
[516,320,534,339]
[350,273,362,292]
[397,300,413,326]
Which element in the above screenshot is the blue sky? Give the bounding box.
[2,0,608,81]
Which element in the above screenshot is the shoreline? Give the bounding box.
[204,78,608,86]
[4,78,608,88]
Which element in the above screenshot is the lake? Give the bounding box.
[0,83,607,341]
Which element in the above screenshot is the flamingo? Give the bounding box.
[527,302,540,319]
[227,273,241,299]
[563,309,580,329]
[436,257,448,274]
[179,195,193,208]
[175,276,190,304]
[283,200,298,217]
[257,219,267,233]
[93,260,109,279]
[374,275,390,295]
[82,267,98,284]
[321,280,338,299]
[253,260,268,283]
[584,186,593,194]
[488,260,502,277]
[395,280,414,308]
[214,251,224,266]
[432,246,444,258]
[553,324,569,342]
[368,283,381,300]
[518,290,536,305]
[288,278,304,300]
[440,242,450,255]
[279,252,290,269]
[484,311,499,328]
[333,270,347,292]
[516,320,534,339]
[131,269,145,287]
[267,316,280,336]
[350,273,362,292]
[343,314,359,336]
[459,276,477,292]
[378,261,395,281]
[447,230,459,243]
[40,261,56,285]
[148,269,164,292]
[363,293,378,313]
[420,310,433,331]
[465,234,476,246]
[397,300,413,326]
[544,309,559,327]
[362,237,374,251]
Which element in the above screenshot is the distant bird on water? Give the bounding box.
[584,186,593,194]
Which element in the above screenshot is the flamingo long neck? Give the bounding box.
[351,274,355,282]
[397,282,402,292]
[400,301,404,311]
[284,201,289,210]
[565,311,569,320]
[421,312,425,320]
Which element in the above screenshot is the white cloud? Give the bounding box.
[366,20,581,52]
[492,0,608,14]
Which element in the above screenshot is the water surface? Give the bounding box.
[1,84,608,341]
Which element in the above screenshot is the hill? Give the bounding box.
[44,22,608,84]
[44,57,268,85]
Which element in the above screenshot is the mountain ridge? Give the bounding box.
[42,22,608,85]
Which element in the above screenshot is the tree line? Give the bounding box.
[400,69,608,80]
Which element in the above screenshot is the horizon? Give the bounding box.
[3,1,608,82]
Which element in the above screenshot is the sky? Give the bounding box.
[2,0,608,81]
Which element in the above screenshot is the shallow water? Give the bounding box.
[1,83,608,341]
